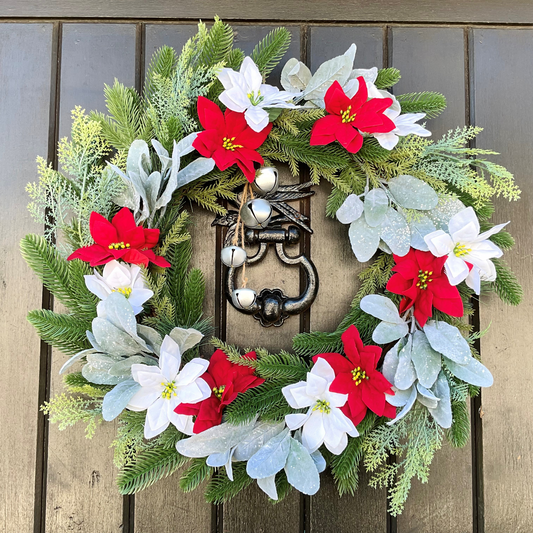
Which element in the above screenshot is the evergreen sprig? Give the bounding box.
[396,91,447,118]
[251,27,292,78]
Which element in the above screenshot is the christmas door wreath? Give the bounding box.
[23,19,522,515]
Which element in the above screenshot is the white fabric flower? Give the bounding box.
[127,335,211,439]
[84,260,153,315]
[372,97,431,150]
[218,56,299,132]
[424,206,508,294]
[282,358,358,455]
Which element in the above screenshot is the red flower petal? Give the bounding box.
[383,402,397,419]
[362,381,387,416]
[141,249,171,268]
[197,96,224,131]
[89,211,118,247]
[324,80,352,116]
[341,325,364,367]
[350,77,369,111]
[112,207,138,236]
[143,228,160,249]
[312,353,353,374]
[330,372,356,394]
[347,388,367,426]
[432,296,464,318]
[68,244,112,266]
[335,122,359,150]
[310,115,343,146]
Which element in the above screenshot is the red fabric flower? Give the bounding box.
[386,248,464,327]
[310,79,395,153]
[192,96,272,183]
[67,207,170,268]
[175,349,265,433]
[313,325,395,426]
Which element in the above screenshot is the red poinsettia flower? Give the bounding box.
[67,207,170,268]
[192,96,272,183]
[386,248,464,327]
[313,325,396,426]
[175,349,265,433]
[310,78,395,153]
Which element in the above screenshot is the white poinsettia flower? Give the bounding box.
[373,97,431,149]
[424,206,508,294]
[84,260,153,315]
[218,56,300,132]
[282,358,358,455]
[127,335,211,439]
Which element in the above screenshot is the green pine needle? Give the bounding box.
[375,68,401,89]
[396,91,447,119]
[251,27,292,78]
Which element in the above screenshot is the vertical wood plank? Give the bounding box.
[222,25,302,533]
[0,23,53,533]
[45,23,136,533]
[472,28,533,533]
[308,25,388,533]
[133,23,214,533]
[391,27,473,533]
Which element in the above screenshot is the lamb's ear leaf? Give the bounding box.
[102,379,141,421]
[284,437,320,495]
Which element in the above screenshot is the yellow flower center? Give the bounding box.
[340,105,356,123]
[213,385,226,399]
[161,381,177,400]
[247,90,264,106]
[313,399,331,414]
[112,287,132,298]
[108,241,131,250]
[351,366,369,386]
[416,270,433,290]
[222,136,244,151]
[453,243,472,257]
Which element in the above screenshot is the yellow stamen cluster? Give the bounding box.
[222,136,244,151]
[351,366,369,386]
[453,243,472,257]
[108,241,131,250]
[417,269,433,290]
[213,385,226,399]
[313,399,331,414]
[340,105,356,123]
[161,380,177,400]
[247,90,264,105]
[112,287,132,298]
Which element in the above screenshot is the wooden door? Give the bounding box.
[1,3,532,533]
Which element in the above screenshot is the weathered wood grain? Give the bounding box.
[472,28,533,533]
[45,23,136,533]
[133,24,214,533]
[3,0,533,24]
[0,23,53,533]
[308,26,388,533]
[391,27,473,533]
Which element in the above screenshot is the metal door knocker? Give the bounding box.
[213,166,319,327]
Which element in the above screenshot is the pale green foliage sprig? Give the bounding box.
[41,393,103,438]
[27,107,124,252]
[363,408,444,516]
[417,126,521,204]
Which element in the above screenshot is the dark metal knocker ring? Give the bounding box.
[225,226,319,327]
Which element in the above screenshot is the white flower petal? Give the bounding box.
[325,390,349,408]
[159,351,181,382]
[244,106,270,132]
[374,132,399,150]
[241,56,262,92]
[131,364,163,387]
[286,412,310,430]
[325,431,348,455]
[329,406,357,435]
[127,387,161,411]
[146,397,170,437]
[219,87,249,113]
[174,413,196,435]
[468,240,503,259]
[160,335,182,370]
[444,254,470,285]
[84,275,111,300]
[306,371,329,398]
[177,380,209,404]
[425,230,454,257]
[476,221,509,242]
[175,358,209,387]
[448,207,480,238]
[302,411,326,453]
[465,266,481,294]
[310,357,335,384]
[127,288,154,307]
[282,382,313,409]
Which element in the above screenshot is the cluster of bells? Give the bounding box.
[220,166,279,311]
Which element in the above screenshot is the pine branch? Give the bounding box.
[251,27,292,78]
[375,67,401,89]
[180,458,212,492]
[27,309,91,356]
[396,91,447,119]
[144,45,178,101]
[118,447,188,495]
[205,462,253,504]
[490,258,523,305]
[446,399,470,448]
[255,351,310,380]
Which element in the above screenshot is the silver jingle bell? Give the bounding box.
[252,166,279,195]
[231,288,257,310]
[220,245,247,268]
[240,198,272,229]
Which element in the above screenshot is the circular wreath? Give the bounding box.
[23,19,522,516]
